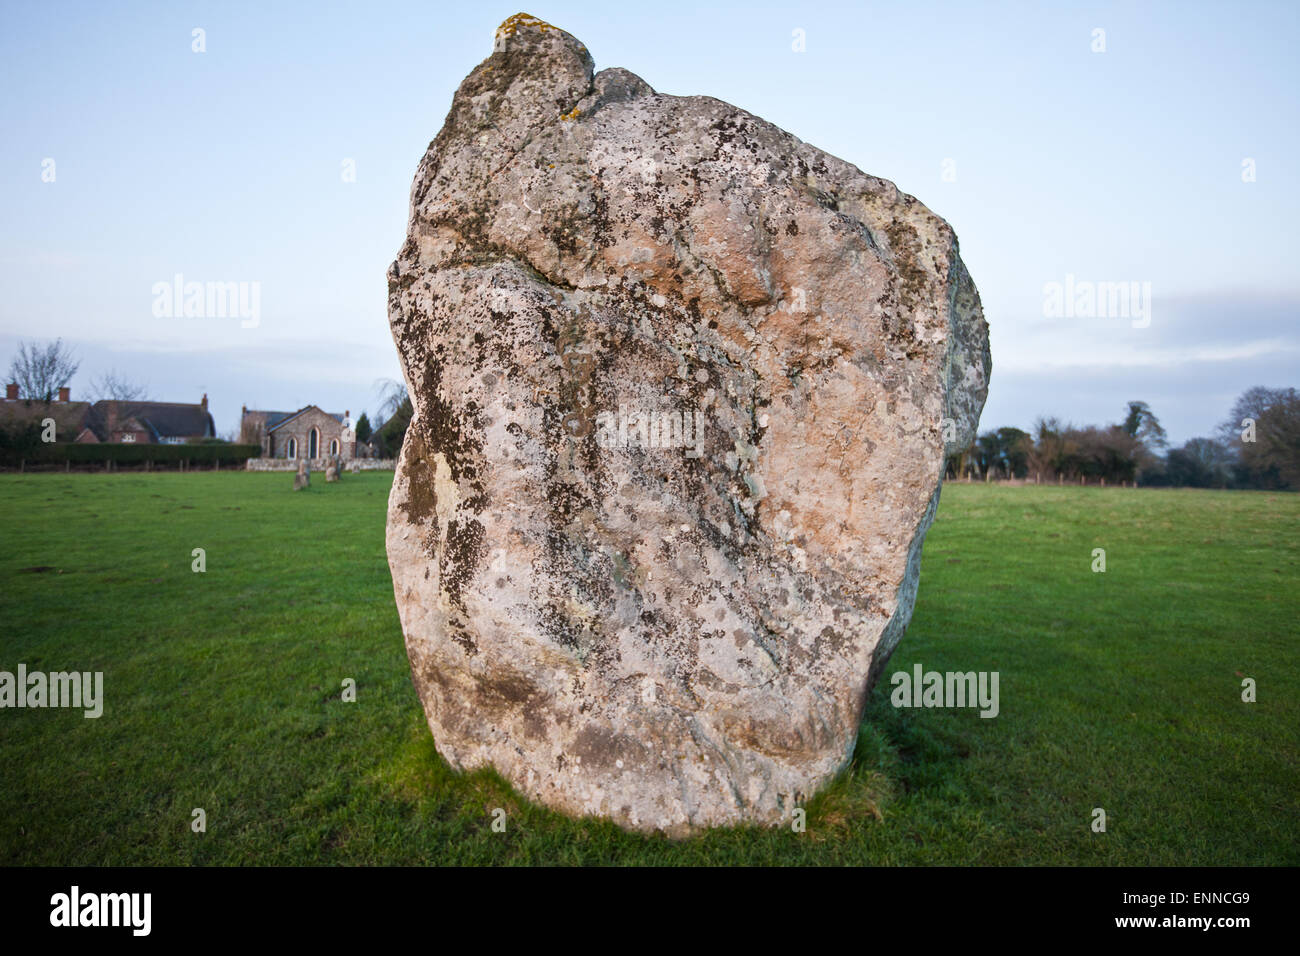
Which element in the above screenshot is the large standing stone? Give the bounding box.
[386,13,990,833]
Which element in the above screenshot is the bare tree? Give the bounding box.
[375,377,409,421]
[7,338,80,402]
[90,369,150,402]
[373,377,412,456]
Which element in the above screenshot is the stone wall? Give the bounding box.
[244,457,395,472]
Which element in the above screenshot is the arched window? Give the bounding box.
[286,437,297,459]
[309,428,319,459]
[329,439,339,456]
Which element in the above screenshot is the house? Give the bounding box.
[80,395,216,444]
[1,385,214,444]
[240,405,357,460]
[1,385,93,443]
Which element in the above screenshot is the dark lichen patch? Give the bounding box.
[397,424,439,528]
[441,517,487,614]
[536,595,586,653]
[571,725,647,771]
[475,671,541,708]
[445,614,480,657]
[882,216,928,323]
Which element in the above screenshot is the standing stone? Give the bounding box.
[326,458,340,483]
[386,13,990,833]
[293,459,310,491]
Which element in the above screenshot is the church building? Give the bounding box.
[240,405,356,460]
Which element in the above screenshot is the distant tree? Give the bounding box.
[1186,437,1234,487]
[1018,413,1148,484]
[974,427,1031,479]
[1068,425,1142,484]
[376,378,408,421]
[1219,386,1300,489]
[355,411,372,445]
[90,370,149,402]
[1026,417,1076,480]
[1122,400,1168,450]
[1219,386,1292,440]
[374,398,413,457]
[373,378,413,457]
[1251,392,1300,489]
[998,426,1031,478]
[7,338,79,402]
[1161,437,1234,488]
[945,442,978,479]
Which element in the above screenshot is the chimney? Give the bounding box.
[58,386,70,403]
[5,383,16,400]
[201,393,208,410]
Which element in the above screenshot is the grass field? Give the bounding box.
[0,472,1296,865]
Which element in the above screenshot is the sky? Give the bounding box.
[1,0,1297,443]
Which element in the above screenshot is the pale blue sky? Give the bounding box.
[2,0,1297,442]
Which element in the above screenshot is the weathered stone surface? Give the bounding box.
[293,459,310,491]
[386,13,990,833]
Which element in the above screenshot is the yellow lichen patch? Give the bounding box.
[496,13,557,39]
[560,106,581,122]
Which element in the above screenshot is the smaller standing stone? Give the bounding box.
[293,459,310,491]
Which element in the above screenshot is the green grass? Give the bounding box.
[0,473,1296,865]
